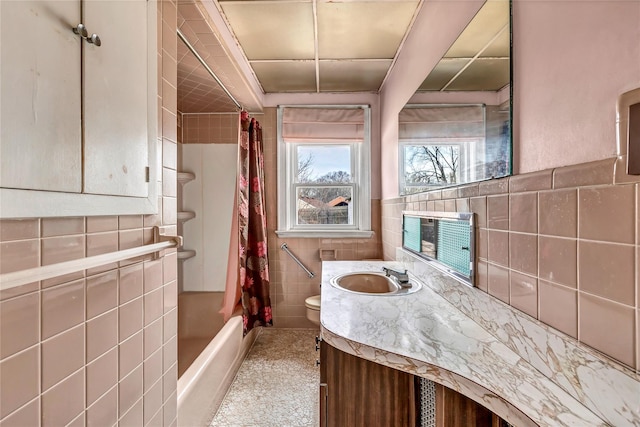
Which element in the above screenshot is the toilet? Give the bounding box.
[305,295,321,326]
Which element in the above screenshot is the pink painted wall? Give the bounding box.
[379,0,640,198]
[513,0,640,174]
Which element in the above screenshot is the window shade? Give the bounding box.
[282,107,365,143]
[398,105,484,140]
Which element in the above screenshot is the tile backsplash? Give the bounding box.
[0,1,179,425]
[382,157,639,371]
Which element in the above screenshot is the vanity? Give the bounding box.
[319,257,640,427]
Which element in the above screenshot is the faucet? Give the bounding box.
[382,267,411,288]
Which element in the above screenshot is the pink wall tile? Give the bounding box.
[86,231,118,275]
[119,332,143,380]
[0,396,39,427]
[119,397,143,427]
[41,279,85,339]
[144,289,164,327]
[144,259,164,293]
[163,336,177,373]
[86,347,118,406]
[119,365,143,418]
[41,236,84,288]
[579,293,635,368]
[86,309,118,363]
[509,233,537,275]
[86,216,118,234]
[120,297,144,343]
[0,219,39,242]
[86,386,117,427]
[0,240,39,275]
[578,241,635,305]
[163,367,177,403]
[0,346,39,419]
[41,369,84,427]
[539,280,577,338]
[509,192,537,233]
[119,263,144,304]
[42,325,84,391]
[487,264,509,304]
[488,230,509,267]
[86,271,118,320]
[578,185,635,244]
[144,319,163,359]
[487,195,509,230]
[539,189,577,238]
[510,271,538,318]
[119,215,144,231]
[41,217,84,237]
[539,236,577,288]
[143,378,164,426]
[144,349,163,394]
[0,292,39,358]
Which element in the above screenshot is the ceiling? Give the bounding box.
[176,0,510,113]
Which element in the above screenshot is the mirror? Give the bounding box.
[399,0,511,195]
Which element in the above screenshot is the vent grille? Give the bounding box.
[437,220,471,277]
[419,378,436,427]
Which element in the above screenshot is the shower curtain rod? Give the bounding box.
[177,29,243,111]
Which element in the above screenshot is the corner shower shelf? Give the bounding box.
[177,172,195,185]
[177,211,196,222]
[178,249,196,260]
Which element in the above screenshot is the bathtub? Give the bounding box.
[176,292,258,426]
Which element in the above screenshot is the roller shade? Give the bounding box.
[399,105,485,140]
[282,107,365,143]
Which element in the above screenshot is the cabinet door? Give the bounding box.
[321,341,416,427]
[0,0,82,192]
[83,0,150,197]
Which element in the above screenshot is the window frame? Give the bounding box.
[399,137,482,195]
[276,105,372,238]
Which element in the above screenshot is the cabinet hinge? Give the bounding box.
[145,167,150,183]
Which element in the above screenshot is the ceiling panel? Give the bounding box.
[418,59,469,91]
[445,0,509,58]
[219,2,315,60]
[317,1,419,60]
[251,61,317,92]
[443,58,510,91]
[319,60,392,92]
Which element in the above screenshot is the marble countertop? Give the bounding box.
[320,260,622,427]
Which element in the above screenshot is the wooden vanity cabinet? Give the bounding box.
[436,383,506,427]
[319,341,509,427]
[319,340,417,427]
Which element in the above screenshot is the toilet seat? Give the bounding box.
[304,295,321,310]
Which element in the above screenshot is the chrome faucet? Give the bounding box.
[382,267,411,288]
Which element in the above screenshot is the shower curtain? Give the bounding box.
[221,111,272,333]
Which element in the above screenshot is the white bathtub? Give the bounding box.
[177,300,258,426]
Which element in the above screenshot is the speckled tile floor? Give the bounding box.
[210,328,320,427]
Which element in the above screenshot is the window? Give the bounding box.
[277,106,372,237]
[398,105,486,195]
[400,140,479,194]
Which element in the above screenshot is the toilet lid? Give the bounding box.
[304,295,321,310]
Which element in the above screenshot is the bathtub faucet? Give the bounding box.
[382,267,411,287]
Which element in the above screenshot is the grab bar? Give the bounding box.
[0,226,182,291]
[280,243,315,278]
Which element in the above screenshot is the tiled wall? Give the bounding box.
[181,113,238,144]
[0,1,179,425]
[382,158,640,371]
[259,108,383,328]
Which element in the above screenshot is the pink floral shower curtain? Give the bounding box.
[237,111,272,333]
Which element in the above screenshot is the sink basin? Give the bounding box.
[330,272,421,295]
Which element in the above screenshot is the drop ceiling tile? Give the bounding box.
[444,58,510,91]
[251,61,317,93]
[317,2,419,59]
[418,58,469,91]
[220,2,315,60]
[319,60,391,92]
[445,0,509,59]
[481,28,510,58]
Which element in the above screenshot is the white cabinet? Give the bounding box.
[0,0,158,217]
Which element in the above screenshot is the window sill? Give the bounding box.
[275,230,374,239]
